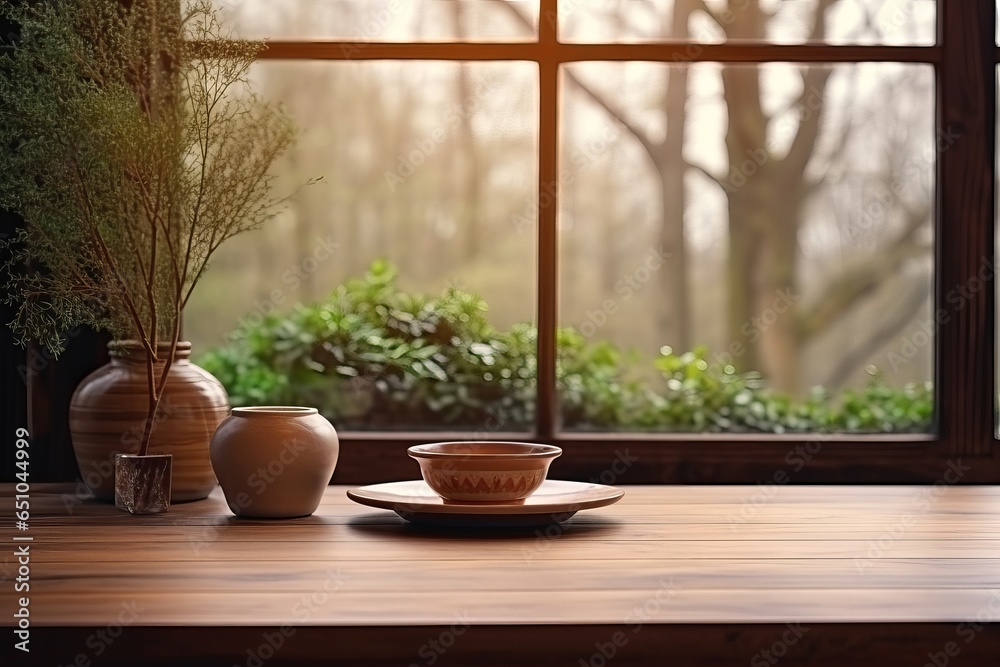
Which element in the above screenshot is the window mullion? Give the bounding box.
[536,0,559,439]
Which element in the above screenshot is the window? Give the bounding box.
[179,1,996,483]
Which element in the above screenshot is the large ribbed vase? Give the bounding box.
[69,341,229,502]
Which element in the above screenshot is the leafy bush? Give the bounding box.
[198,261,933,433]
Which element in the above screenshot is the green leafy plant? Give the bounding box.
[0,0,296,455]
[200,261,933,434]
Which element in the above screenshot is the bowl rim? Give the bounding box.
[408,441,562,460]
[231,406,318,417]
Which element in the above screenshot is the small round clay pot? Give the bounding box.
[210,407,339,518]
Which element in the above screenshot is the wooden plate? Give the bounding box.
[346,480,624,528]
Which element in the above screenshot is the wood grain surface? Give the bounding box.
[2,483,1000,665]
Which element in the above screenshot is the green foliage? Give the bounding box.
[200,262,933,434]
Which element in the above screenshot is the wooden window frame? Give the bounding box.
[249,1,1000,486]
[8,1,997,486]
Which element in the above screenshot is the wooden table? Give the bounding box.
[3,483,1000,666]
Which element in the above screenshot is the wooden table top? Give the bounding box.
[4,482,1000,665]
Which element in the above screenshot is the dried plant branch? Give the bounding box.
[0,0,297,458]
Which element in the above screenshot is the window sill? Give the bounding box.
[330,433,998,484]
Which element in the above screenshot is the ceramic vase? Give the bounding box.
[210,406,339,518]
[70,341,229,502]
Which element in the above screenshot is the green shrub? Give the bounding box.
[198,261,933,433]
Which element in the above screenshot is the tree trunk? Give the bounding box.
[725,198,764,375]
[456,62,482,261]
[657,0,693,352]
[722,79,804,392]
[601,141,620,295]
[722,58,769,377]
[720,3,805,393]
[756,207,801,393]
[451,3,482,263]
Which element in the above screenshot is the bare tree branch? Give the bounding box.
[798,201,930,341]
[822,278,929,389]
[564,69,662,166]
[685,159,726,188]
[688,0,723,27]
[779,65,834,177]
[777,0,840,176]
[490,0,537,34]
[808,0,840,41]
[805,74,861,186]
[491,0,662,163]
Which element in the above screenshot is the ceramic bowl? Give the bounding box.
[408,441,562,502]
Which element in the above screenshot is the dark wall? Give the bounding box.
[0,213,29,482]
[1,3,106,483]
[0,210,108,484]
[0,4,28,483]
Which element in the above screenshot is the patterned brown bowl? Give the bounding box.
[408,441,562,502]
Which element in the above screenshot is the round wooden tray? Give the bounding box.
[346,479,624,528]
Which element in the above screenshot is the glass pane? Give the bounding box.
[212,0,538,42]
[558,62,934,433]
[560,0,935,45]
[187,61,538,431]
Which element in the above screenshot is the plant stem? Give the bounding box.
[138,299,183,458]
[138,343,159,457]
